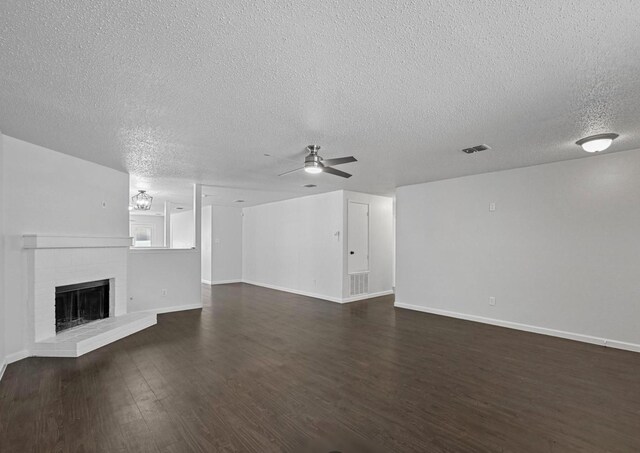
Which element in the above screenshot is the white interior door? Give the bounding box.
[348,201,369,274]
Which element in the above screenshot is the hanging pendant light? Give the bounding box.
[131,190,153,210]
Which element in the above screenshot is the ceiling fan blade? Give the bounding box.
[322,166,352,178]
[321,156,357,167]
[278,167,304,177]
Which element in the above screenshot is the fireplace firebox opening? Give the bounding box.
[55,279,110,333]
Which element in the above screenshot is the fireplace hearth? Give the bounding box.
[55,279,110,333]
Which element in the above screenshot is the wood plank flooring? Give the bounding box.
[1,283,640,452]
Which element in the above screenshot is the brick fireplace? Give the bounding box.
[22,235,156,357]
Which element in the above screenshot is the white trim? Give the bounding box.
[243,280,344,303]
[5,349,30,364]
[0,361,6,382]
[243,280,393,304]
[137,303,203,315]
[202,279,242,286]
[342,290,394,303]
[347,200,370,274]
[394,302,640,354]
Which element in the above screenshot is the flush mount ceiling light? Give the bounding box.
[131,190,152,210]
[234,199,245,203]
[576,133,618,153]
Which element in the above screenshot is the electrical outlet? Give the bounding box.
[489,202,496,212]
[489,296,496,306]
[161,289,167,296]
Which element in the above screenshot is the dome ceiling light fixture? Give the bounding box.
[131,190,153,210]
[576,133,619,153]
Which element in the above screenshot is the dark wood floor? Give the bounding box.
[1,284,640,452]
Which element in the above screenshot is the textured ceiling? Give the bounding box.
[2,0,640,203]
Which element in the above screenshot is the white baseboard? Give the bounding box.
[243,280,393,304]
[5,349,30,364]
[342,290,394,303]
[0,360,6,382]
[143,303,203,314]
[242,280,344,303]
[202,279,242,285]
[394,302,640,354]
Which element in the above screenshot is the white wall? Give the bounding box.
[243,191,344,301]
[170,209,195,248]
[2,135,129,360]
[128,249,202,313]
[128,185,202,313]
[396,149,640,351]
[342,191,394,300]
[130,213,165,247]
[201,205,243,284]
[0,133,6,376]
[201,205,212,282]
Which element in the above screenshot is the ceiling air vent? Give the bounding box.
[462,144,491,154]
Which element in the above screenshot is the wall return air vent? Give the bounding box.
[350,273,369,296]
[462,144,491,154]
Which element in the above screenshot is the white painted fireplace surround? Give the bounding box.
[23,235,156,357]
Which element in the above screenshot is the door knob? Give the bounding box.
[350,251,355,255]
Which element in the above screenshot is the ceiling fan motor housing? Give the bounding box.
[305,145,322,170]
[278,144,354,177]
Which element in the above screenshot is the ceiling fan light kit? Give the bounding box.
[279,145,357,178]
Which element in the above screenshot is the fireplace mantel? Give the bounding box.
[23,234,132,249]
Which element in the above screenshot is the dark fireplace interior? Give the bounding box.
[55,279,110,333]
